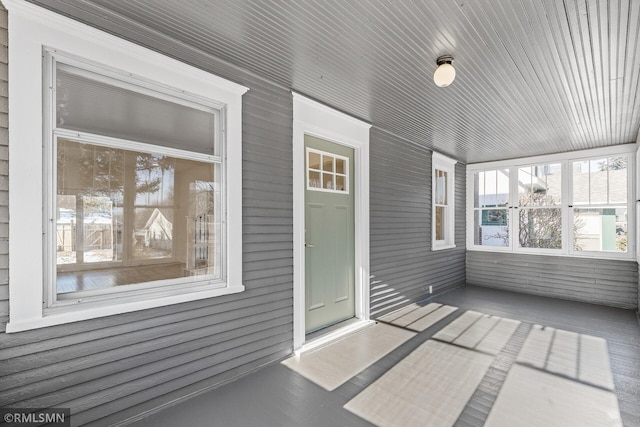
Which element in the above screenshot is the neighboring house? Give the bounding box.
[134,207,173,251]
[0,1,638,426]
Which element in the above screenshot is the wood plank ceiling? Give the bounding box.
[30,0,640,163]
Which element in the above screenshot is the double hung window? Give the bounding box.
[571,156,628,253]
[432,153,457,250]
[467,147,634,259]
[517,163,562,250]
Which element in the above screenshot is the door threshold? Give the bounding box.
[295,318,375,356]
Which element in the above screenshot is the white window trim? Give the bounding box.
[292,92,372,352]
[466,144,635,260]
[432,152,457,250]
[5,0,248,332]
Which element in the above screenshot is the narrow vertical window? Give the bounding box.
[432,153,457,250]
[434,169,448,241]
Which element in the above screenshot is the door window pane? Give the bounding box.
[307,148,349,193]
[323,155,334,172]
[309,152,321,170]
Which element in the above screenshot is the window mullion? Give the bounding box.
[563,160,571,255]
[510,166,517,251]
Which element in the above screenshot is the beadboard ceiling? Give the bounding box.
[30,0,640,163]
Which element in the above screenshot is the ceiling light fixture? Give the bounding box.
[434,55,455,87]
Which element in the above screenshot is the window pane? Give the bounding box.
[473,172,484,208]
[322,155,334,172]
[435,169,447,205]
[589,159,608,204]
[308,170,320,188]
[481,170,497,207]
[322,173,333,190]
[518,208,562,249]
[608,156,627,203]
[56,195,77,265]
[572,161,590,205]
[496,169,510,205]
[435,206,445,241]
[574,208,627,253]
[519,163,561,207]
[335,175,345,191]
[336,158,345,174]
[56,138,221,294]
[309,152,321,170]
[473,209,509,247]
[474,169,509,208]
[57,140,124,267]
[57,65,216,155]
[573,156,627,206]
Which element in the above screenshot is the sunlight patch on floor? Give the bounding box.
[485,364,622,427]
[281,323,415,391]
[344,340,493,427]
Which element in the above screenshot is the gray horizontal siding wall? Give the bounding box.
[0,5,7,331]
[467,251,638,309]
[369,128,466,317]
[0,12,294,426]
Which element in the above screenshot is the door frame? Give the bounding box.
[292,92,371,351]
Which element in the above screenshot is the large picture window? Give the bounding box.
[6,4,247,332]
[48,53,228,308]
[467,147,634,259]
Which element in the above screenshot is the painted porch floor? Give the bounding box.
[132,286,640,427]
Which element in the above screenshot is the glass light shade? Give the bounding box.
[434,62,456,87]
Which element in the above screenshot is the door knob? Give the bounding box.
[305,243,315,248]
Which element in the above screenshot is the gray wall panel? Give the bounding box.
[467,251,638,309]
[369,128,466,317]
[0,15,295,424]
[0,5,7,330]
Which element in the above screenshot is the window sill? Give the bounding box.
[466,247,635,261]
[5,283,245,333]
[432,243,457,251]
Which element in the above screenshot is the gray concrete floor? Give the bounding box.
[132,286,640,427]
